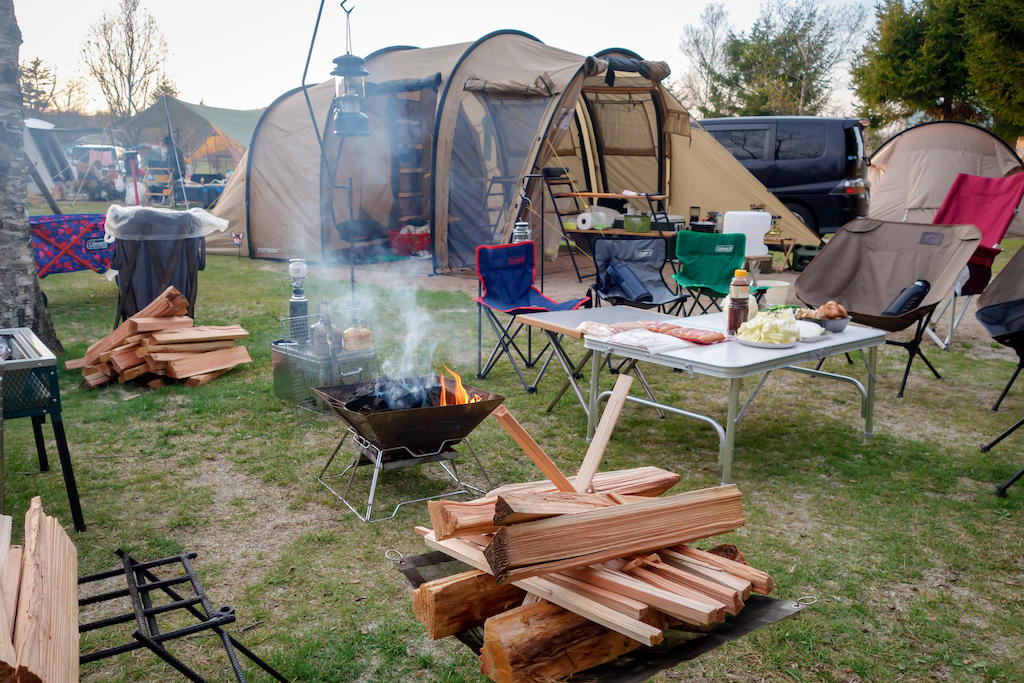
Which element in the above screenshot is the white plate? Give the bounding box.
[735,338,798,349]
[799,331,832,343]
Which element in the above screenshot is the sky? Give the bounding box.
[13,0,792,113]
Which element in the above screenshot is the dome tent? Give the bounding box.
[867,121,1024,237]
[208,31,818,267]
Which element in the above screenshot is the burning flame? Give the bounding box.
[440,364,483,405]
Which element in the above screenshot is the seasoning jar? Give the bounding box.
[726,269,750,336]
[343,319,373,350]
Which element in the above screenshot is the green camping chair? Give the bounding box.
[673,231,766,315]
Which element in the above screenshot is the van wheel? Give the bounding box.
[785,204,816,232]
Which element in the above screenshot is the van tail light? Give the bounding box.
[831,178,867,196]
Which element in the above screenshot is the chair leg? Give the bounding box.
[992,362,1023,411]
[886,314,939,398]
[477,306,551,393]
[981,415,1024,454]
[996,459,1024,496]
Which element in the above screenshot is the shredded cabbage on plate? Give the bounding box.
[736,311,800,344]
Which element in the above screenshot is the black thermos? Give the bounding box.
[882,279,930,316]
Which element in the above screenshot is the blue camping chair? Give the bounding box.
[475,241,589,392]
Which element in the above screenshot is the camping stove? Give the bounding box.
[313,376,504,522]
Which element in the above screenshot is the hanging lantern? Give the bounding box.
[331,4,370,138]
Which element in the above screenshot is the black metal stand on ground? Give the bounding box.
[1,328,85,532]
[79,549,289,682]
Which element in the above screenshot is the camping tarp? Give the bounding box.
[207,31,818,265]
[868,121,1024,237]
[124,96,263,173]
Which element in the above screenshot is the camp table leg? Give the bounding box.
[721,378,742,485]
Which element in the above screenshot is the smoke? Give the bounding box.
[378,262,439,380]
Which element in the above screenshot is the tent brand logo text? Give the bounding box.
[256,247,281,254]
[919,232,944,246]
[714,245,734,253]
[85,239,107,251]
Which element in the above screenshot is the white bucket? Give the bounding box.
[759,279,791,306]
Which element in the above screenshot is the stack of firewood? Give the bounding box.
[0,498,78,682]
[65,286,252,389]
[410,378,776,682]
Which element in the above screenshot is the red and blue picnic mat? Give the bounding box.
[29,214,114,277]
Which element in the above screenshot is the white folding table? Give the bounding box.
[518,307,886,484]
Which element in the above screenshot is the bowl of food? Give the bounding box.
[822,316,851,333]
[796,301,850,332]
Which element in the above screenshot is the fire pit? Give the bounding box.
[313,373,504,521]
[316,375,504,454]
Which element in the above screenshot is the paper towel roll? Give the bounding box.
[577,212,594,230]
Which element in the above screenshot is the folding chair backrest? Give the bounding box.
[933,173,1024,251]
[476,242,535,302]
[976,243,1024,340]
[674,230,746,288]
[794,218,980,331]
[594,237,669,296]
[722,211,771,257]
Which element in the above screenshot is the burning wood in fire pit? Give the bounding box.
[345,376,435,412]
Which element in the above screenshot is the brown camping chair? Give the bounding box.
[794,218,980,397]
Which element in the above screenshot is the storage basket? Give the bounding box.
[623,215,651,232]
[388,229,431,255]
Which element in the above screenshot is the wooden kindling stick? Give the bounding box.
[491,405,575,492]
[576,374,633,493]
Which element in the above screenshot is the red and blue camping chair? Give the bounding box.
[29,214,114,278]
[475,241,589,392]
[926,172,1024,349]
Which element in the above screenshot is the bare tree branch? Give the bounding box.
[80,0,169,120]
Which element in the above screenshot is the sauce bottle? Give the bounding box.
[726,269,750,336]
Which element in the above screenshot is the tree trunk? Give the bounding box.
[0,0,61,353]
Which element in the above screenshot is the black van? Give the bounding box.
[698,116,868,235]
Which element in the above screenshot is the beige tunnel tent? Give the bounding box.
[868,121,1024,237]
[208,31,818,267]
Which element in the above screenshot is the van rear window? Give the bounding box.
[776,122,826,159]
[708,129,767,161]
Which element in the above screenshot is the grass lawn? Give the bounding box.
[6,236,1024,681]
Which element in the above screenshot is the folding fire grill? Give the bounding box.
[0,327,85,531]
[314,376,503,522]
[79,549,288,682]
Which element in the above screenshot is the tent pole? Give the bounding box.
[162,96,190,209]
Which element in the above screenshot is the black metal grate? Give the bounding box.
[79,549,289,682]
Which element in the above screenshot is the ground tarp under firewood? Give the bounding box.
[395,551,805,682]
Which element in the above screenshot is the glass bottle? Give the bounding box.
[726,269,750,336]
[343,318,373,350]
[310,299,339,357]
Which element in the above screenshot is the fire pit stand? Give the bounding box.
[314,377,504,522]
[317,428,491,523]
